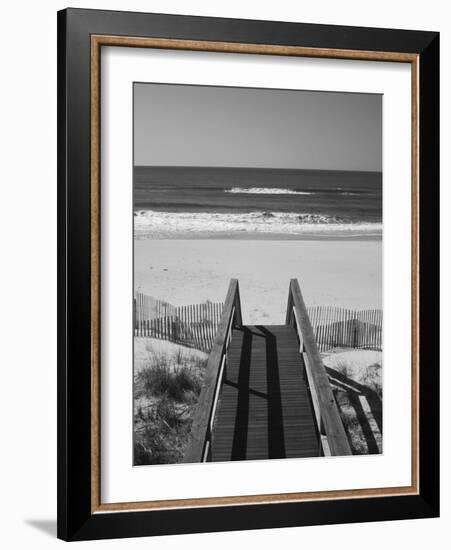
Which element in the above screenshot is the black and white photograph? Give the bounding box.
[133,83,383,465]
[0,0,443,545]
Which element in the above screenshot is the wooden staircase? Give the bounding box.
[211,325,319,461]
[184,279,352,463]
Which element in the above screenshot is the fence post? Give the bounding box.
[352,317,358,348]
[133,298,136,334]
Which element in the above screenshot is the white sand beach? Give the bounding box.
[134,239,381,324]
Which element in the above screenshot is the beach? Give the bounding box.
[132,89,384,464]
[134,238,381,324]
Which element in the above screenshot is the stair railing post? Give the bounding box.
[286,278,352,457]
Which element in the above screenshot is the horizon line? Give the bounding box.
[133,165,382,174]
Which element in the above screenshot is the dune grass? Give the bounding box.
[134,344,207,465]
[138,361,202,402]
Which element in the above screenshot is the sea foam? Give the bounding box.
[225,187,312,195]
[134,210,382,238]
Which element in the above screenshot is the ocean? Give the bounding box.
[133,166,382,239]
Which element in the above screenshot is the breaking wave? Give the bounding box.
[224,187,363,196]
[225,187,313,195]
[134,210,382,238]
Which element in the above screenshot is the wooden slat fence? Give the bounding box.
[134,293,224,353]
[133,293,177,324]
[307,306,382,352]
[134,294,381,353]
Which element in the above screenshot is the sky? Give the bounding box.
[134,83,382,172]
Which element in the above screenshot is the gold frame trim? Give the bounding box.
[90,35,420,514]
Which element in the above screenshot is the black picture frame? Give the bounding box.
[57,7,439,541]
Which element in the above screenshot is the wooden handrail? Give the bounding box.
[286,279,352,456]
[184,279,242,462]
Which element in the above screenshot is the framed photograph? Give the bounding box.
[57,8,439,541]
